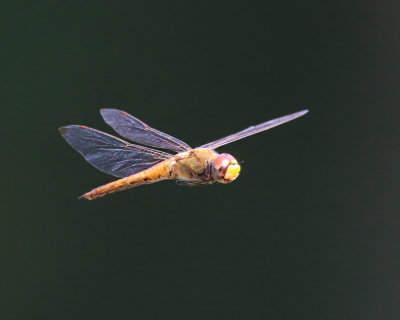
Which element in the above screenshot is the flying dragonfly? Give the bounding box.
[59,108,308,200]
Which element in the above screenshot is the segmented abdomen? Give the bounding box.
[80,159,171,200]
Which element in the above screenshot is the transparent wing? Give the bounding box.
[198,110,309,150]
[100,108,191,153]
[59,125,172,178]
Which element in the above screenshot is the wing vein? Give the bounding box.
[100,109,191,152]
[59,125,172,178]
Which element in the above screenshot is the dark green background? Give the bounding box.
[2,1,399,319]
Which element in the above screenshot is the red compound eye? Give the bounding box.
[214,153,234,167]
[213,154,237,178]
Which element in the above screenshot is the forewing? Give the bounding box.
[199,110,308,150]
[100,109,191,153]
[59,125,172,178]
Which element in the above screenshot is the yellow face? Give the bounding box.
[212,153,241,183]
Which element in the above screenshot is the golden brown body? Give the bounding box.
[80,148,219,200]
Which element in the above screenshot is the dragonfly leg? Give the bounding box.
[175,180,213,186]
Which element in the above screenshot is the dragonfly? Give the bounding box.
[59,108,308,200]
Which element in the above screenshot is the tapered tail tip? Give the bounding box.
[78,192,93,200]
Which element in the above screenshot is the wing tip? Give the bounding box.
[59,125,91,135]
[58,126,67,135]
[297,109,309,117]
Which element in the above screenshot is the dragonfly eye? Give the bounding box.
[212,153,241,183]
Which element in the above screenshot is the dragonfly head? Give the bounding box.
[211,153,241,183]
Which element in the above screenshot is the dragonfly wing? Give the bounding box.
[59,125,172,178]
[198,110,309,150]
[100,109,191,153]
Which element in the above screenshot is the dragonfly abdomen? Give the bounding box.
[80,159,172,200]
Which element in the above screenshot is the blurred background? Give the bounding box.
[1,0,399,319]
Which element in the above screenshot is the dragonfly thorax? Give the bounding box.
[211,153,241,184]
